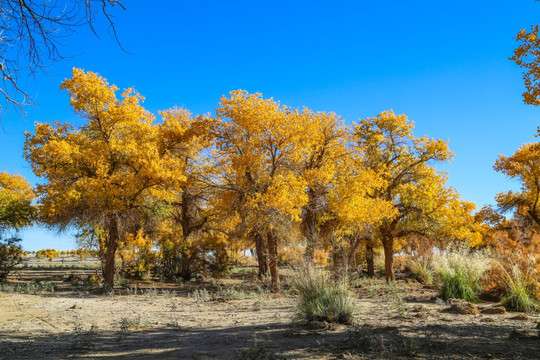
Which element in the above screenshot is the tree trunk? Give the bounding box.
[255,232,269,278]
[301,188,318,264]
[366,242,375,277]
[181,188,198,239]
[347,234,361,270]
[382,235,395,282]
[266,229,280,292]
[304,238,315,264]
[332,244,348,281]
[103,215,119,289]
[528,209,540,227]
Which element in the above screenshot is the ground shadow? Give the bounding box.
[1,319,539,359]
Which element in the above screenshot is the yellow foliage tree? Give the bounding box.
[296,109,350,263]
[0,172,35,280]
[512,22,540,117]
[319,149,395,275]
[24,68,198,288]
[495,143,540,227]
[214,90,309,292]
[0,172,36,231]
[154,107,222,280]
[117,230,157,279]
[353,110,477,281]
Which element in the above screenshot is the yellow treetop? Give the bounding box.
[214,90,309,226]
[354,110,476,280]
[24,68,199,225]
[511,24,540,116]
[494,143,540,226]
[0,172,36,231]
[24,68,212,287]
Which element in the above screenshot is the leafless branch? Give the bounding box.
[0,0,125,118]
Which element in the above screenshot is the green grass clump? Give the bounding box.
[292,266,355,325]
[433,247,492,303]
[500,263,539,313]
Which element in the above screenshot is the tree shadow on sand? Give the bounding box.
[1,320,539,359]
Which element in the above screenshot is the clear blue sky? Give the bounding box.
[1,0,539,250]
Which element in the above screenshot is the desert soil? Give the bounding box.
[0,256,539,359]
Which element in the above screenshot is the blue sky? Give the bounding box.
[1,0,539,250]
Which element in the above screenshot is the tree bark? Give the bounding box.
[266,229,280,292]
[254,232,268,278]
[304,237,316,264]
[332,244,348,281]
[103,215,119,289]
[347,234,361,269]
[181,188,199,239]
[366,242,375,277]
[528,209,540,227]
[301,188,318,264]
[382,235,395,282]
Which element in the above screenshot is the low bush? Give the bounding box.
[499,260,539,313]
[0,237,22,281]
[433,247,492,303]
[374,254,386,277]
[292,266,355,325]
[0,279,55,293]
[406,255,434,284]
[236,334,277,360]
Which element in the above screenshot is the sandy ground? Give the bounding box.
[0,257,539,359]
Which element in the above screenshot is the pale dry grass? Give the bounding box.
[433,247,492,302]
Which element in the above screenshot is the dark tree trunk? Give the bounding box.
[366,242,375,277]
[266,229,280,292]
[382,235,395,282]
[103,215,119,289]
[255,232,268,278]
[301,188,318,264]
[332,244,348,281]
[173,187,207,280]
[181,189,199,239]
[179,249,199,281]
[528,209,540,227]
[347,234,361,269]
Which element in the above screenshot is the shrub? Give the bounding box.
[236,334,276,360]
[71,324,98,350]
[313,249,329,266]
[406,255,434,284]
[499,260,539,313]
[386,292,407,317]
[292,266,355,325]
[433,247,492,303]
[156,234,230,281]
[35,248,60,261]
[374,253,386,276]
[278,246,303,266]
[118,230,157,279]
[0,237,22,281]
[0,279,55,293]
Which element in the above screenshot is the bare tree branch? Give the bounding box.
[0,0,125,118]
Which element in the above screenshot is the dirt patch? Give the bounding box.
[0,259,539,359]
